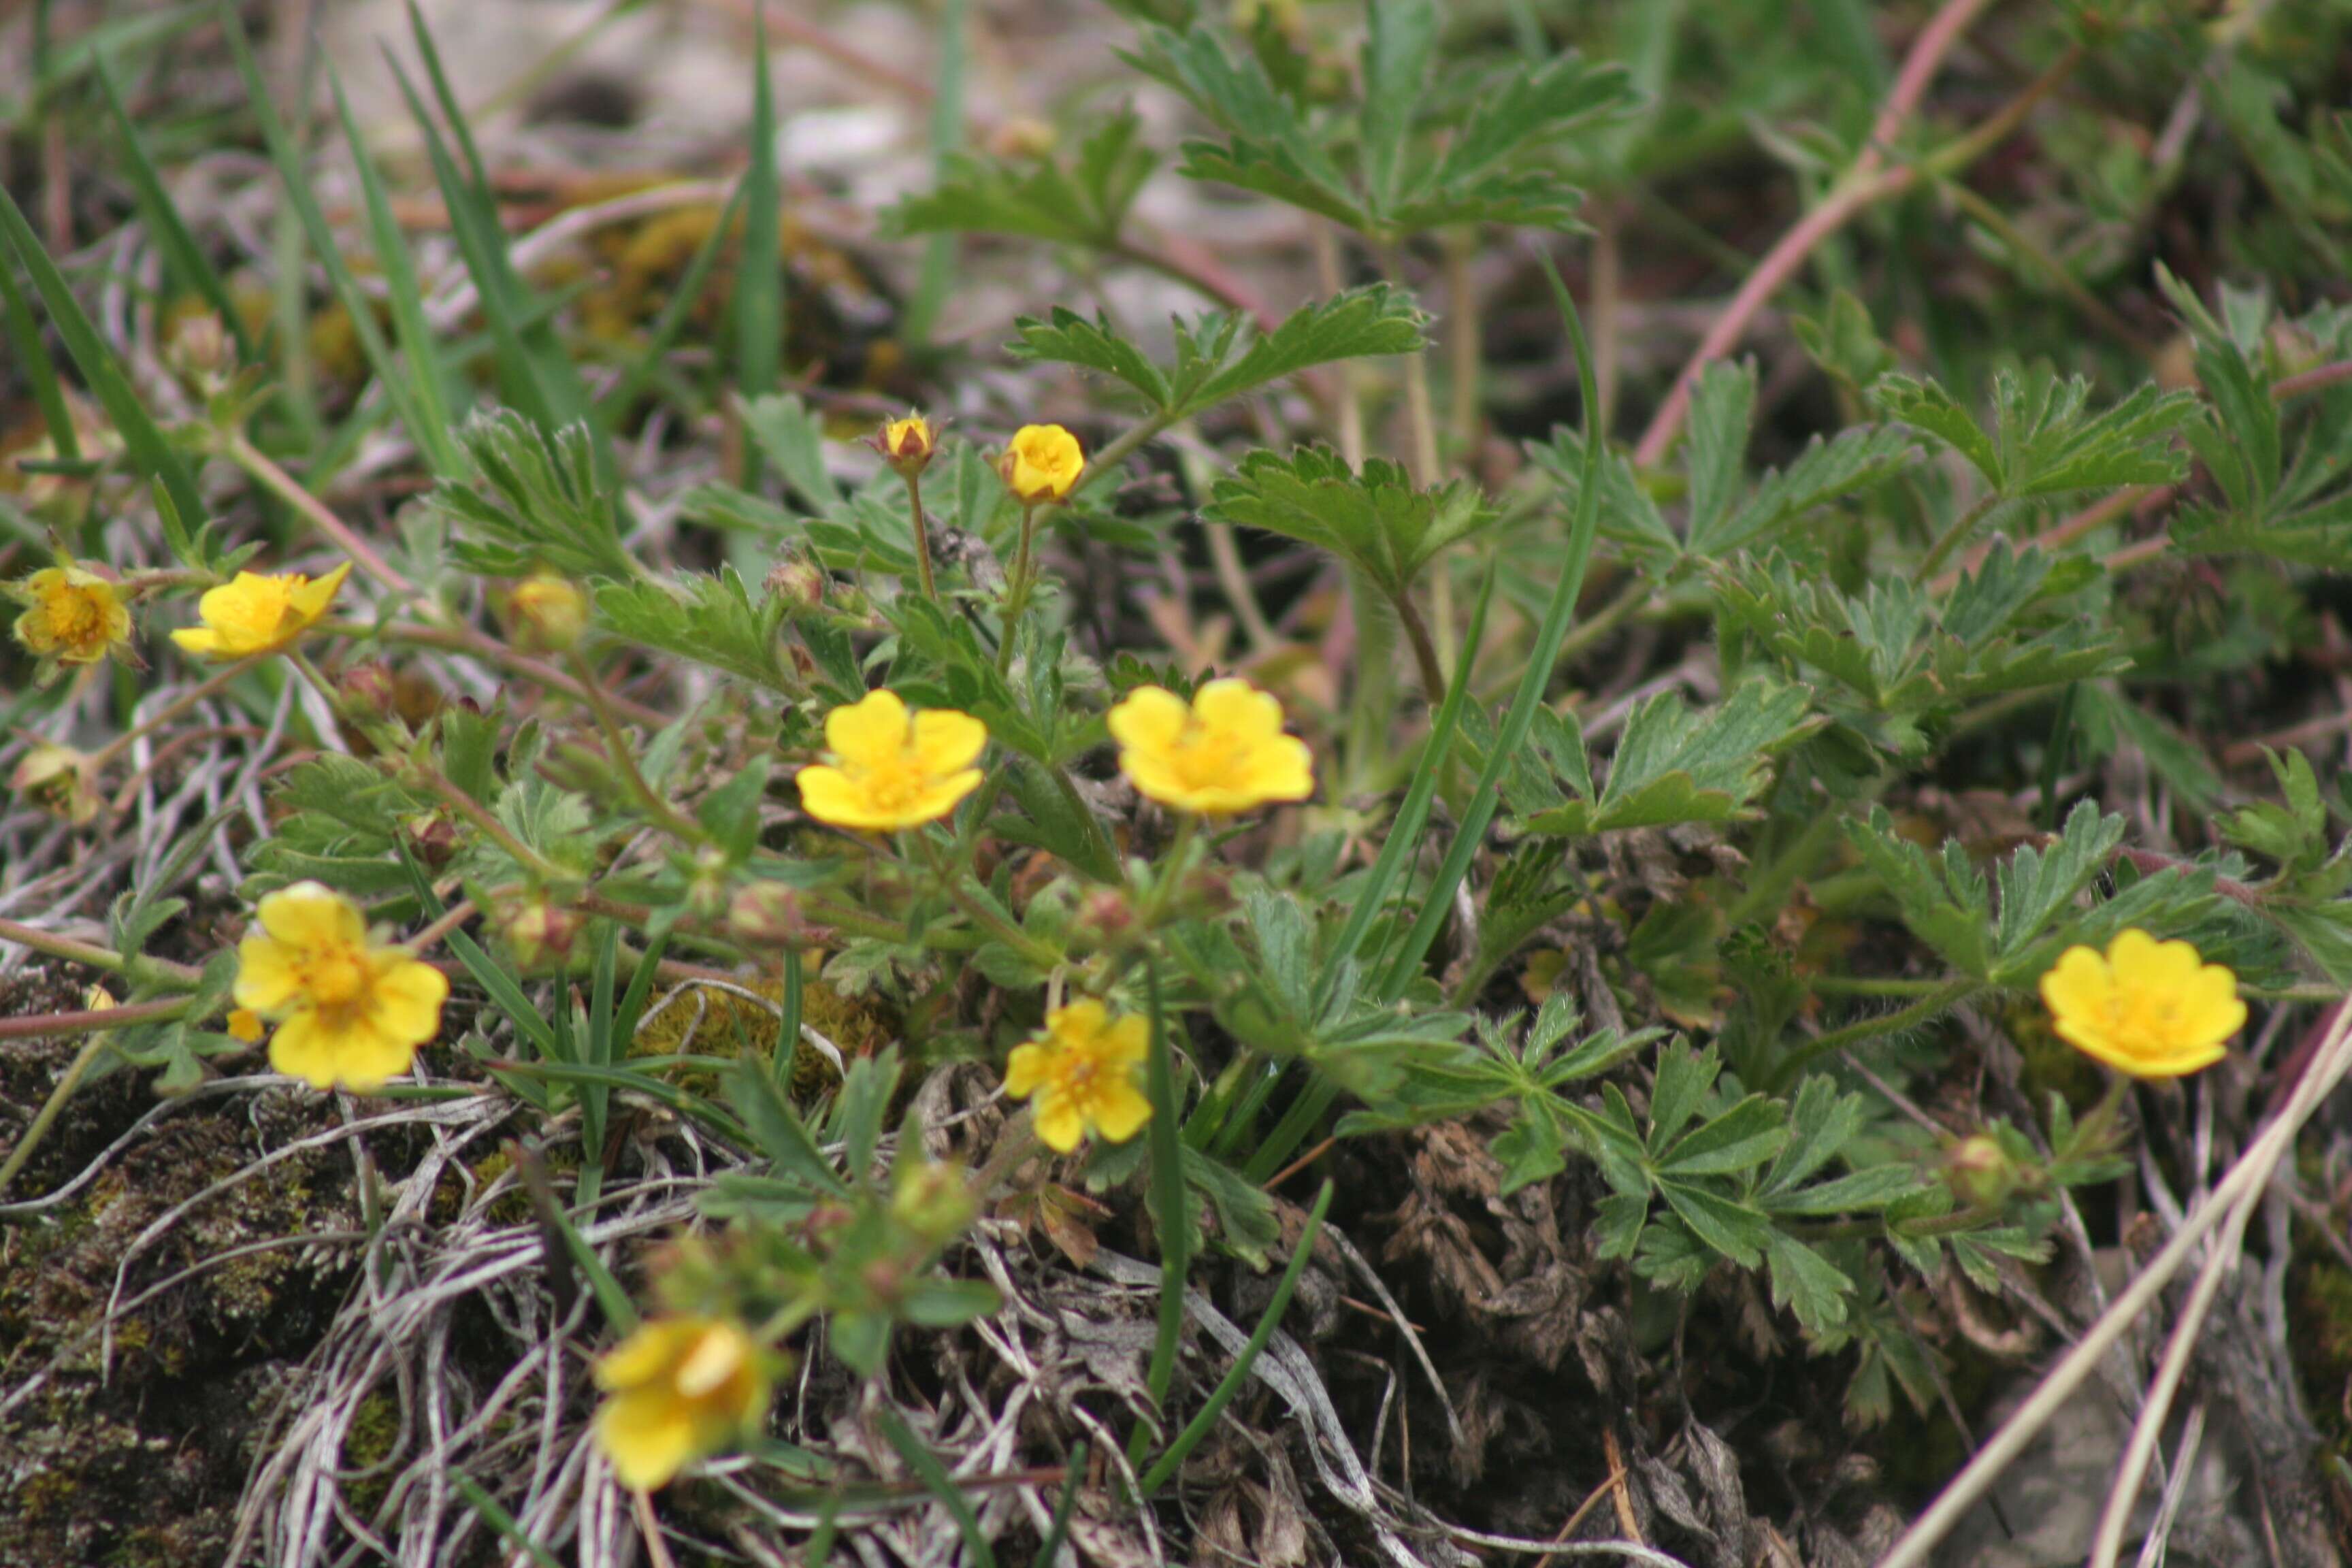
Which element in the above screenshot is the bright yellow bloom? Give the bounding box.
[171,562,351,661]
[1107,679,1314,815]
[226,1007,266,1045]
[235,881,448,1092]
[10,564,133,665]
[2039,928,2245,1080]
[796,689,987,831]
[592,1315,774,1490]
[1004,999,1153,1154]
[873,412,936,476]
[998,423,1084,504]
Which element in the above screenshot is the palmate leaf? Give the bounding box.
[1874,368,2193,501]
[594,569,795,693]
[1842,808,1995,978]
[1126,24,1367,229]
[431,412,638,582]
[1205,446,1495,598]
[1523,676,1817,837]
[883,110,1159,249]
[1010,284,1426,421]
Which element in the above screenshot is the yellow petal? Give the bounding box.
[902,768,985,824]
[1192,678,1284,742]
[674,1323,749,1398]
[1003,1042,1049,1099]
[328,1019,416,1093]
[595,1390,701,1490]
[267,1011,344,1090]
[372,956,450,1043]
[2037,945,2112,1020]
[169,625,227,658]
[234,934,301,1012]
[596,1319,701,1391]
[911,708,988,775]
[2103,928,2164,981]
[258,881,365,948]
[288,561,352,625]
[1101,1012,1150,1068]
[1089,1078,1154,1144]
[824,689,912,764]
[1032,1094,1085,1154]
[796,764,888,830]
[1106,687,1188,753]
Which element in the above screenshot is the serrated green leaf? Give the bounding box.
[431,412,637,581]
[1875,368,2192,500]
[1526,677,1816,837]
[593,570,794,692]
[1656,1179,1770,1267]
[883,110,1159,249]
[1646,1040,1718,1154]
[1659,1094,1786,1176]
[1207,445,1495,600]
[1764,1231,1852,1330]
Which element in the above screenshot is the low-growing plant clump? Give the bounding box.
[6,1,2352,1565]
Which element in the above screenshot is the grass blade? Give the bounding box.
[735,1,783,462]
[0,184,206,560]
[324,59,463,476]
[903,0,968,344]
[1137,1179,1333,1494]
[223,7,440,462]
[1131,958,1188,1467]
[0,250,77,461]
[875,1407,997,1568]
[597,180,747,421]
[1028,1439,1087,1568]
[96,60,253,361]
[1376,252,1603,1002]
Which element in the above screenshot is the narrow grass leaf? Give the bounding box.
[876,1407,997,1568]
[97,60,253,360]
[735,2,783,455]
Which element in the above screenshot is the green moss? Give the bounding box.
[339,1391,404,1517]
[2290,1252,2352,1455]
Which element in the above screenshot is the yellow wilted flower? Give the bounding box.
[8,562,133,666]
[506,570,588,653]
[796,688,987,831]
[235,881,448,1092]
[171,562,351,661]
[592,1314,774,1490]
[1107,679,1314,815]
[1004,999,1152,1154]
[997,423,1084,504]
[2039,928,2244,1080]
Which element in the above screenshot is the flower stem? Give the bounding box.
[1136,814,1202,931]
[0,917,205,987]
[221,430,413,596]
[567,651,708,847]
[997,502,1043,674]
[903,470,938,602]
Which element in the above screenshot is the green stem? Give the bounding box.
[222,429,412,595]
[1136,814,1202,932]
[997,502,1042,675]
[567,650,708,847]
[1786,980,1980,1075]
[904,469,939,602]
[1913,493,2004,585]
[0,917,205,987]
[0,1028,110,1198]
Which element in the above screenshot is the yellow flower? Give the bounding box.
[872,412,936,476]
[796,688,987,831]
[2039,928,2245,1080]
[235,881,448,1092]
[998,423,1084,504]
[592,1315,774,1490]
[1107,679,1315,815]
[171,562,351,661]
[10,563,133,666]
[1004,999,1152,1154]
[225,1007,266,1045]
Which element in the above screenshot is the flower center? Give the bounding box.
[1166,721,1249,792]
[47,585,105,647]
[299,941,372,1013]
[229,581,297,638]
[849,742,930,813]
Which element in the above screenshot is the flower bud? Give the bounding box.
[1946,1134,2018,1208]
[764,557,827,611]
[507,572,589,654]
[892,1159,977,1245]
[867,413,936,478]
[997,423,1085,506]
[12,743,102,826]
[727,881,826,951]
[340,658,399,719]
[399,811,460,870]
[1077,885,1134,948]
[503,896,579,970]
[685,846,732,923]
[167,312,235,396]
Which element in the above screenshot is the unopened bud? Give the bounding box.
[12,743,101,826]
[765,557,827,611]
[340,658,399,719]
[728,881,826,950]
[685,846,732,922]
[1946,1134,2018,1208]
[892,1159,977,1245]
[866,413,937,478]
[507,572,589,653]
[986,117,1056,160]
[1077,886,1134,947]
[503,896,579,970]
[399,811,459,870]
[167,312,234,395]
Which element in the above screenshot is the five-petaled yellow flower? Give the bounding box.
[593,1314,774,1491]
[796,688,987,831]
[10,563,133,666]
[998,423,1084,504]
[172,562,351,661]
[235,881,449,1092]
[2039,928,2245,1080]
[1107,679,1314,815]
[1004,999,1154,1154]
